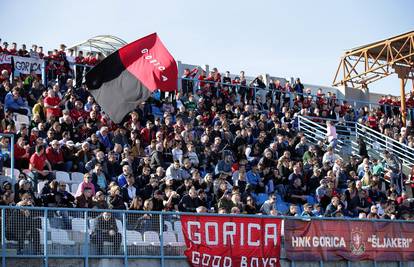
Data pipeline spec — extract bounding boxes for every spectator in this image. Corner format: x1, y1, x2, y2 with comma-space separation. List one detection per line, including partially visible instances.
260, 193, 277, 215
75, 173, 96, 197
91, 212, 121, 255
178, 187, 199, 212
43, 89, 62, 120
29, 144, 53, 183
4, 88, 28, 115
45, 140, 65, 170
326, 120, 337, 149
75, 187, 94, 208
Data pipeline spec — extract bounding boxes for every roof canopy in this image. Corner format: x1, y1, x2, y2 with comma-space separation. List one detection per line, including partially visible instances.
333, 31, 414, 88
67, 35, 127, 57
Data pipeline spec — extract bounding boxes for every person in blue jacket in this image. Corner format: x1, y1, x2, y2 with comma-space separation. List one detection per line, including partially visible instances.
4, 88, 28, 115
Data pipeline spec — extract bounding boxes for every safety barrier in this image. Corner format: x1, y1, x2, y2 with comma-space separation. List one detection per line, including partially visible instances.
1, 206, 411, 267
353, 122, 414, 170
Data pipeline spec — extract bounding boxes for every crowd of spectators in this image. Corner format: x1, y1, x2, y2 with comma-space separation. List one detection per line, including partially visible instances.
0, 40, 414, 231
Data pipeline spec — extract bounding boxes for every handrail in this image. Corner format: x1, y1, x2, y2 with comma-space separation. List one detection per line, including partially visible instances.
356, 122, 414, 155
298, 116, 345, 146
355, 122, 414, 169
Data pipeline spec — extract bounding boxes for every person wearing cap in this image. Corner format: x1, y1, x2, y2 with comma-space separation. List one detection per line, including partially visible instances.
301, 203, 315, 217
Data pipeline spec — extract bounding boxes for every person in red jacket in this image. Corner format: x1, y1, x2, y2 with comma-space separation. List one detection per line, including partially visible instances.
14, 137, 30, 169
45, 140, 64, 171
367, 112, 378, 130
70, 100, 87, 122
44, 89, 62, 120
29, 144, 53, 182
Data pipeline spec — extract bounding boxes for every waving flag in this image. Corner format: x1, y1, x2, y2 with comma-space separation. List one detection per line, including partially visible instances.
85, 33, 177, 123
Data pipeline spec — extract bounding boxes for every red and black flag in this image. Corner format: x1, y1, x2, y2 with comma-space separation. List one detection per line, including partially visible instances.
85, 33, 177, 123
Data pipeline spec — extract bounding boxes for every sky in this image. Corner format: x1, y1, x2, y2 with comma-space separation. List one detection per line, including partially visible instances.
1, 0, 413, 95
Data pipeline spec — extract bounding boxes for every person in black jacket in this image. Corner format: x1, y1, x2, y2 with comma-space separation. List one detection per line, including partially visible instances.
8, 199, 41, 254
90, 212, 121, 255
121, 175, 138, 205
178, 187, 199, 212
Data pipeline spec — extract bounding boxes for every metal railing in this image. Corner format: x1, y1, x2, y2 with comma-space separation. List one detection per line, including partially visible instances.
353, 123, 414, 170
297, 115, 350, 154
1, 205, 410, 267
178, 76, 395, 109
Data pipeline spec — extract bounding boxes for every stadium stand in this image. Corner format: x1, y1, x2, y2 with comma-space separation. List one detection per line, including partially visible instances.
0, 39, 414, 261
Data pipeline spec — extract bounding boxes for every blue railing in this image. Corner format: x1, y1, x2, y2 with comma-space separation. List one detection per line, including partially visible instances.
1, 205, 410, 267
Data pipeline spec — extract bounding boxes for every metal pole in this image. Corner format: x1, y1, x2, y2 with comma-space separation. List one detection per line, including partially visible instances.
10, 135, 14, 181
41, 60, 46, 86
43, 209, 48, 267
84, 211, 88, 267
122, 213, 128, 267
159, 214, 164, 267
400, 78, 407, 127
1, 208, 6, 267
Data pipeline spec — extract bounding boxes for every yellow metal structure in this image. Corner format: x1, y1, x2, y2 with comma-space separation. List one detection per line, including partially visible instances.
333, 31, 414, 125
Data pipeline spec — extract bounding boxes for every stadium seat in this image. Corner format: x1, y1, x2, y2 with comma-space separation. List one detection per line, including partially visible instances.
51, 229, 75, 245
4, 168, 20, 178
143, 231, 160, 245
70, 172, 84, 184
55, 171, 71, 183
15, 114, 30, 131
71, 183, 79, 194
72, 218, 87, 232
125, 230, 147, 246
163, 231, 184, 246
37, 180, 48, 194
164, 220, 173, 232
173, 221, 182, 233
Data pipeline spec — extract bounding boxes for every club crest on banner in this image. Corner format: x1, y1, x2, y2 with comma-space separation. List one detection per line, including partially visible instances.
350, 227, 365, 256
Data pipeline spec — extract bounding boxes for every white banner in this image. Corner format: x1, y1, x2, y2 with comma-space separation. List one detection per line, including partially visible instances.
0, 53, 12, 65
13, 55, 43, 75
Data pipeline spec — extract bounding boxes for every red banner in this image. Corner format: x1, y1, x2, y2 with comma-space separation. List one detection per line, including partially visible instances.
180, 215, 282, 267
285, 219, 414, 261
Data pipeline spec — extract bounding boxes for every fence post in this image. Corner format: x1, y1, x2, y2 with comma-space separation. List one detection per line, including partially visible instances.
159, 214, 164, 267
43, 209, 48, 267
84, 211, 88, 267
2, 208, 5, 267
122, 212, 128, 267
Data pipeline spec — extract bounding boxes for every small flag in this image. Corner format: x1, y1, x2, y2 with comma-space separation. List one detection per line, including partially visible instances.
85, 33, 177, 123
